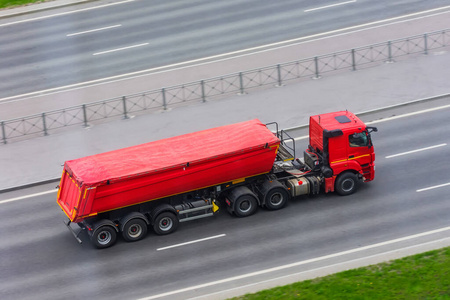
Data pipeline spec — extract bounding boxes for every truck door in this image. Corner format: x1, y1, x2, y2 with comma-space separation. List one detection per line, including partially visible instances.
347, 131, 373, 166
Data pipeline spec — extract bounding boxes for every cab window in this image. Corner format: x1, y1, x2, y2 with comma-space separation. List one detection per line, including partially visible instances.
349, 132, 369, 147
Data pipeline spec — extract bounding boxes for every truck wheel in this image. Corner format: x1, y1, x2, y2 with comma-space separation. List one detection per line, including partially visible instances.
335, 172, 358, 196
91, 226, 117, 249
234, 194, 258, 217
153, 212, 179, 235
122, 218, 148, 242
265, 187, 290, 210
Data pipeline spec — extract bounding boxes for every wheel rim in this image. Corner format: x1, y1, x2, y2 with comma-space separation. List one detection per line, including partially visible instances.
128, 224, 143, 238
269, 192, 283, 206
239, 200, 252, 213
341, 178, 355, 192
97, 230, 112, 245
159, 217, 173, 232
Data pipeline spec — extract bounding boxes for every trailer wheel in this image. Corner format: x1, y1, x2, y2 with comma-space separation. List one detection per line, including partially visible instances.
335, 172, 358, 196
265, 187, 290, 210
91, 226, 117, 249
122, 218, 148, 242
234, 194, 258, 217
153, 212, 179, 235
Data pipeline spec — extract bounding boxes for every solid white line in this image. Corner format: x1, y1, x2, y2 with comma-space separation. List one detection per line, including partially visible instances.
0, 0, 135, 28
67, 24, 122, 37
156, 234, 226, 251
93, 43, 149, 56
385, 143, 447, 159
2, 7, 450, 103
365, 104, 450, 125
0, 189, 57, 204
139, 226, 450, 300
417, 182, 450, 193
305, 0, 357, 13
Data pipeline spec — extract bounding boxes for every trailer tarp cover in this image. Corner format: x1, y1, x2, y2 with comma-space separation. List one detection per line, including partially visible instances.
65, 119, 279, 186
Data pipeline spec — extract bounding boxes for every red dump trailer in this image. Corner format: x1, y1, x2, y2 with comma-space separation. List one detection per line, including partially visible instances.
57, 113, 377, 248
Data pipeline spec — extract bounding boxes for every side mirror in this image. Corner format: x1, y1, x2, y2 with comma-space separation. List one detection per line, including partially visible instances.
367, 126, 378, 133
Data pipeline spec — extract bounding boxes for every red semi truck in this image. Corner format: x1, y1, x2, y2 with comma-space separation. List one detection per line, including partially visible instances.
57, 111, 377, 248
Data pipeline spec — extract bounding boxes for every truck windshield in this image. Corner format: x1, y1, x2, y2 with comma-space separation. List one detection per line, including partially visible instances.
349, 132, 369, 147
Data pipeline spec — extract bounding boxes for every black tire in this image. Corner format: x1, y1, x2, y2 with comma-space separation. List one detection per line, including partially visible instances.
234, 194, 258, 217
153, 212, 179, 235
91, 226, 117, 249
335, 172, 358, 196
265, 187, 290, 210
122, 218, 148, 242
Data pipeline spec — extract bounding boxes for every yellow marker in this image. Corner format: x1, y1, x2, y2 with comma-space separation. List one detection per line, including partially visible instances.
212, 201, 219, 213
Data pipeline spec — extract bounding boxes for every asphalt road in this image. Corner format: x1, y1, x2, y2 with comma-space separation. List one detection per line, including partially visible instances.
1, 0, 449, 98
1, 103, 449, 300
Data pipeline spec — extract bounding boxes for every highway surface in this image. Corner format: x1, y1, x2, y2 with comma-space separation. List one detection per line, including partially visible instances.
1, 102, 449, 300
1, 0, 450, 98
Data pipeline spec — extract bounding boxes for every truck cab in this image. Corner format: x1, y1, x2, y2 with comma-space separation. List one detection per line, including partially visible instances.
308, 111, 377, 195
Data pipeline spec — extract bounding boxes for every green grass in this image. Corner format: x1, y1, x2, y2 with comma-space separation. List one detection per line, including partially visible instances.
0, 0, 50, 9
230, 247, 450, 300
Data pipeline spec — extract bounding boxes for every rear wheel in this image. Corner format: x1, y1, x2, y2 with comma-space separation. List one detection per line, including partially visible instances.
91, 226, 117, 249
153, 212, 179, 235
122, 218, 148, 242
335, 172, 358, 196
234, 194, 258, 217
265, 187, 290, 210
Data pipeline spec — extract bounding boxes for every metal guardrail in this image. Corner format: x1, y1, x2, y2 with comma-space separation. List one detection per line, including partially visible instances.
2, 29, 450, 144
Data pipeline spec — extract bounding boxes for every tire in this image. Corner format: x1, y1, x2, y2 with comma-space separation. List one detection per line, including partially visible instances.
153, 212, 179, 235
335, 172, 358, 196
122, 218, 148, 242
265, 187, 290, 210
234, 194, 258, 217
91, 226, 117, 249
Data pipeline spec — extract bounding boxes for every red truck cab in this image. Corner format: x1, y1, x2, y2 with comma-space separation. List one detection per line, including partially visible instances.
308, 111, 377, 195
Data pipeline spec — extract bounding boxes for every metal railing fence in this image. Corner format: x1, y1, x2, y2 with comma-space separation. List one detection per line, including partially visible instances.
2, 29, 449, 144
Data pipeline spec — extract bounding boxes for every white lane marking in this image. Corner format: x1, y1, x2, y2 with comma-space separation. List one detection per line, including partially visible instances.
0, 189, 57, 204
0, 0, 135, 28
139, 225, 450, 300
305, 0, 357, 13
385, 143, 447, 159
157, 234, 226, 251
93, 43, 149, 56
365, 104, 450, 125
2, 8, 450, 103
417, 182, 450, 193
67, 24, 122, 37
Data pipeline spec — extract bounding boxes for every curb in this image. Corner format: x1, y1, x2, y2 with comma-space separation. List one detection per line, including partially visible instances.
1, 92, 449, 194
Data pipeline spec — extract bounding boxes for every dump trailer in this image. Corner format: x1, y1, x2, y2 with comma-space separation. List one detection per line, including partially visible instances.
57, 112, 377, 248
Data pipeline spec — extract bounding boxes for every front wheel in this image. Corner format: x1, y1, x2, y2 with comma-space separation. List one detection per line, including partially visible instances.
91, 226, 117, 249
335, 172, 358, 196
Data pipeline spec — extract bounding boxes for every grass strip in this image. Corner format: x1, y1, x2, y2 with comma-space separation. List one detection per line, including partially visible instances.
230, 247, 450, 300
0, 0, 49, 10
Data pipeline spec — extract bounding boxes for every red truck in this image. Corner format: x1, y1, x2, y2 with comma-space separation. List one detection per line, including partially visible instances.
57, 111, 377, 248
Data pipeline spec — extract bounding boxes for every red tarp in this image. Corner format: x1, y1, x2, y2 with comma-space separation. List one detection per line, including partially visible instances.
65, 119, 280, 187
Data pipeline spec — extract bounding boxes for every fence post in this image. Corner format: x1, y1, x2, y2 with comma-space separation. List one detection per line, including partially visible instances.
313, 57, 321, 79
387, 41, 393, 63
42, 113, 48, 136
201, 80, 206, 102
82, 104, 89, 127
424, 33, 428, 55
162, 88, 167, 110
122, 96, 129, 119
276, 64, 283, 87
238, 72, 245, 94
1, 121, 6, 144
351, 49, 356, 71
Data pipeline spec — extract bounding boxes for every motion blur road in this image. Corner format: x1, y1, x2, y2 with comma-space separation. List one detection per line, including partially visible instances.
1, 101, 449, 300
0, 0, 449, 98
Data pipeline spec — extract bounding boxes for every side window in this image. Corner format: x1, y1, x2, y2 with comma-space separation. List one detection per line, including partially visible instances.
349, 132, 368, 147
